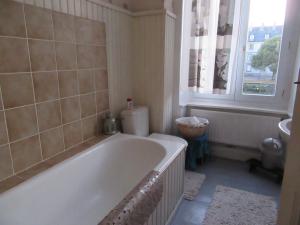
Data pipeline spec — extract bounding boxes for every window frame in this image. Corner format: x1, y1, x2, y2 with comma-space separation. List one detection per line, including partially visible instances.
185, 0, 293, 110
234, 0, 289, 108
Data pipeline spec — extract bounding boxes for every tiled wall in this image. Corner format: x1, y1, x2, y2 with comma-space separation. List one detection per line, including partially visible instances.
0, 0, 109, 181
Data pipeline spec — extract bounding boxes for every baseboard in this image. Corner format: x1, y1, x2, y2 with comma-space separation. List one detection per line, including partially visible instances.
165, 195, 184, 225
210, 142, 260, 161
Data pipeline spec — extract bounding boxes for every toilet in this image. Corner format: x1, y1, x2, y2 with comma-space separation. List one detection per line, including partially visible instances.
120, 106, 149, 137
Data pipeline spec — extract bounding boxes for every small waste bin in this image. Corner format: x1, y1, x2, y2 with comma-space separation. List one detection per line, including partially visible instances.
260, 138, 283, 170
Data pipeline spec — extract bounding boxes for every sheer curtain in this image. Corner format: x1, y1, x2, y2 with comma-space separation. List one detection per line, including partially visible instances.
188, 0, 235, 94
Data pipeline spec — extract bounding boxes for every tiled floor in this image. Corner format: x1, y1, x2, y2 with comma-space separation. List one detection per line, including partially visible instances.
169, 157, 281, 225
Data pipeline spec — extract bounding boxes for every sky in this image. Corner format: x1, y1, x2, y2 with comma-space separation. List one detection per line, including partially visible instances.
249, 0, 287, 27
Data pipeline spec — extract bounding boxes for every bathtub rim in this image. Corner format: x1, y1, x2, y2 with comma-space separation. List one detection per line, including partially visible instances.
0, 133, 187, 196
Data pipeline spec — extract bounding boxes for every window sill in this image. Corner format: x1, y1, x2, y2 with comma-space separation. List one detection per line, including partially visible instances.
185, 102, 289, 118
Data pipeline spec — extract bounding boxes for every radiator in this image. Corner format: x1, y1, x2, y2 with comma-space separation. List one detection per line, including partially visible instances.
190, 109, 282, 148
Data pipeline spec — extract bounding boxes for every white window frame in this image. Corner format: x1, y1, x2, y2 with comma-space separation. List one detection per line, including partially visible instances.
234, 0, 290, 108
184, 0, 294, 111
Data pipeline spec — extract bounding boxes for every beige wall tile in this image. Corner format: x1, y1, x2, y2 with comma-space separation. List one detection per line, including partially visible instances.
6, 105, 38, 142
61, 96, 80, 124
37, 100, 62, 132
77, 44, 94, 69
55, 42, 77, 70
58, 71, 79, 98
97, 112, 106, 134
0, 145, 13, 180
96, 91, 109, 113
0, 111, 8, 145
53, 12, 75, 42
0, 1, 110, 182
94, 69, 108, 91
80, 93, 96, 118
40, 127, 64, 159
28, 39, 56, 72
82, 116, 97, 140
75, 17, 94, 44
78, 70, 95, 94
24, 5, 53, 40
0, 0, 26, 37
94, 46, 107, 68
33, 71, 59, 103
0, 37, 30, 73
10, 135, 42, 173
63, 121, 82, 148
0, 73, 34, 109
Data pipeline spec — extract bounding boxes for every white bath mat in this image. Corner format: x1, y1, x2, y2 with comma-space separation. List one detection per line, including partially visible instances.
202, 185, 277, 225
184, 171, 206, 200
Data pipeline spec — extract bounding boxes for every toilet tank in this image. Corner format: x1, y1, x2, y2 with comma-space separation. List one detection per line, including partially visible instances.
121, 106, 149, 137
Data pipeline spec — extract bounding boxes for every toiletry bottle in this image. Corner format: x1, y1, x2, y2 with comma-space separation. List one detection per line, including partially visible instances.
127, 98, 133, 110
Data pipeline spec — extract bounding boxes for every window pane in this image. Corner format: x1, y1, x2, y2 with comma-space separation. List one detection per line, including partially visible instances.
242, 0, 286, 96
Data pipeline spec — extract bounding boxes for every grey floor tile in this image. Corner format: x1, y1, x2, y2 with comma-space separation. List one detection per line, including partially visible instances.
169, 157, 281, 225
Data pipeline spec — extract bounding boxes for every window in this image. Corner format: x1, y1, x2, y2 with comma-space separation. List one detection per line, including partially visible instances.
249, 43, 254, 50
246, 65, 252, 72
183, 0, 289, 108
265, 34, 270, 39
240, 0, 286, 96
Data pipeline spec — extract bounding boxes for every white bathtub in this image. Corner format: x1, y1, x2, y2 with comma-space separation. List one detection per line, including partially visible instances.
0, 133, 187, 225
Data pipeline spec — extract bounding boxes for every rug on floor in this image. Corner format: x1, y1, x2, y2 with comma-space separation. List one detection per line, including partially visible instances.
202, 185, 277, 225
184, 171, 206, 201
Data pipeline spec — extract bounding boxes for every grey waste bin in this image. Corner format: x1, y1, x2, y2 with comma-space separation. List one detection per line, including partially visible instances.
260, 138, 283, 170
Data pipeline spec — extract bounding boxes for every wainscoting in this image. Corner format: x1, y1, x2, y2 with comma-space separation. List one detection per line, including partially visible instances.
146, 150, 185, 225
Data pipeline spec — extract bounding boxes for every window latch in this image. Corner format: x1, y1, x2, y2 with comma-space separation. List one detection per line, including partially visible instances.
294, 81, 300, 84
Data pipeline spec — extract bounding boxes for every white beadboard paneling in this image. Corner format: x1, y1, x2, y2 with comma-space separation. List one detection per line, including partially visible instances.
132, 12, 176, 134
34, 0, 44, 7
60, 0, 68, 13
133, 14, 165, 132
80, 0, 87, 17
146, 151, 185, 225
74, 0, 81, 16
190, 109, 281, 148
67, 0, 75, 15
163, 15, 176, 133
87, 1, 93, 19
44, 0, 52, 9
24, 0, 34, 4
52, 0, 61, 11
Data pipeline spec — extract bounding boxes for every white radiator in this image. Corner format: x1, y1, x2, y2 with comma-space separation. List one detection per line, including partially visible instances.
190, 109, 282, 149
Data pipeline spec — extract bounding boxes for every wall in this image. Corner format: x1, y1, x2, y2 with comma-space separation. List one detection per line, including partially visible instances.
95, 0, 174, 13
288, 36, 300, 116
163, 15, 176, 133
12, 0, 134, 117
0, 0, 110, 181
0, 0, 177, 181
132, 12, 176, 133
132, 13, 165, 132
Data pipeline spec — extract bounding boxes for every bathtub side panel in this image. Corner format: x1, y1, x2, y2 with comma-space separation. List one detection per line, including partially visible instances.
147, 150, 185, 225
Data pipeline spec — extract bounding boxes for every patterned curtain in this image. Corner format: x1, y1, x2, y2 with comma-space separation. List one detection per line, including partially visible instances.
188, 0, 235, 94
